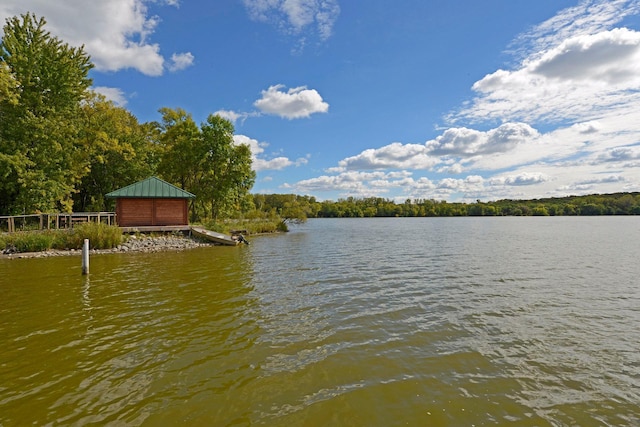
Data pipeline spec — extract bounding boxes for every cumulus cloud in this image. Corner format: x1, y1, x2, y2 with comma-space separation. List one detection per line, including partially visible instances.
292, 170, 417, 196
215, 109, 261, 124
335, 122, 541, 174
234, 134, 307, 172
456, 27, 640, 125
337, 143, 437, 171
92, 86, 128, 106
168, 52, 194, 72
426, 123, 539, 157
595, 145, 640, 162
531, 29, 640, 83
0, 0, 193, 76
242, 0, 340, 47
572, 121, 602, 134
489, 172, 551, 186
254, 84, 329, 119
507, 0, 640, 61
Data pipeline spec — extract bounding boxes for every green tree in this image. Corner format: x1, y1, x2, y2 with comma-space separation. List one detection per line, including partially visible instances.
0, 13, 93, 213
0, 62, 17, 104
197, 114, 255, 220
74, 92, 157, 211
156, 107, 202, 191
157, 111, 255, 221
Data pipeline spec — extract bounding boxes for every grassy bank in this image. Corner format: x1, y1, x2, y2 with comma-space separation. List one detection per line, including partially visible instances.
1, 222, 123, 253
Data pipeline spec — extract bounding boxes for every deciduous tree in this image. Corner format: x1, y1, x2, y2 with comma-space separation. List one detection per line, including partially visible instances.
0, 13, 93, 213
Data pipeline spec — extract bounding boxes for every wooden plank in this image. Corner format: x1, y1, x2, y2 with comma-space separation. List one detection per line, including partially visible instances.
154, 199, 187, 225
118, 199, 154, 227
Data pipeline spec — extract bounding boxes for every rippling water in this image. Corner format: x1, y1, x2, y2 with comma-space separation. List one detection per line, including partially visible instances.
1, 217, 639, 426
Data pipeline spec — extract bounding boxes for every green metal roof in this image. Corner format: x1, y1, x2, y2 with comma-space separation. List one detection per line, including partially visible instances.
106, 177, 196, 199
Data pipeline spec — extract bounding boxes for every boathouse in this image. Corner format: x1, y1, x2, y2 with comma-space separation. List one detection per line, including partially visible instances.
106, 177, 195, 227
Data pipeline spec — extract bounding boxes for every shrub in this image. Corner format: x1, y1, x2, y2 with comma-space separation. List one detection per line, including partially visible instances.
13, 232, 55, 252
53, 223, 122, 250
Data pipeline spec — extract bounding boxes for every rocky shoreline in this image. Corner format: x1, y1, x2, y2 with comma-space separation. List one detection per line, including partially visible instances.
1, 234, 214, 259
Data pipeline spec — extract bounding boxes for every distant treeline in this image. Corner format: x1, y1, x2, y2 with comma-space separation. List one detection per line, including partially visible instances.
253, 192, 640, 220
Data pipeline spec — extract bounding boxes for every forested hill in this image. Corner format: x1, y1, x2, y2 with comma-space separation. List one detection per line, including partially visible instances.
253, 192, 640, 219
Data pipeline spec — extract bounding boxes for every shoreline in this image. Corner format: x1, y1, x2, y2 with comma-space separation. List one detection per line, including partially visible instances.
1, 234, 215, 260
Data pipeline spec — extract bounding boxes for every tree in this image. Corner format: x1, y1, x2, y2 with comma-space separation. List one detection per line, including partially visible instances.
156, 107, 202, 191
198, 115, 255, 220
74, 92, 157, 211
156, 110, 255, 221
0, 13, 93, 213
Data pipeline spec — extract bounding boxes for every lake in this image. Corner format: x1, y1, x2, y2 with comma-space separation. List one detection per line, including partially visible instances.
1, 217, 639, 426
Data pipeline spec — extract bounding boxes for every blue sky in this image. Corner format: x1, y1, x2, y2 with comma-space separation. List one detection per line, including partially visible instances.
3, 0, 640, 202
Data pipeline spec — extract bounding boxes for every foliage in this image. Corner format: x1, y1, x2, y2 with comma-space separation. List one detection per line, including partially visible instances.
1, 231, 54, 252
156, 109, 255, 221
0, 13, 93, 214
74, 93, 157, 211
60, 222, 122, 249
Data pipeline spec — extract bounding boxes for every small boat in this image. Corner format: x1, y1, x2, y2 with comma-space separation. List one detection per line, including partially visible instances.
190, 226, 247, 246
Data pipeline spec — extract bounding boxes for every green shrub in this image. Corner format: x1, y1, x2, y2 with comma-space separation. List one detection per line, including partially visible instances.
52, 223, 122, 250
13, 232, 55, 252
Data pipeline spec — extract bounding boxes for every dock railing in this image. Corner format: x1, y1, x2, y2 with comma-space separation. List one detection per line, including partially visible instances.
0, 212, 116, 233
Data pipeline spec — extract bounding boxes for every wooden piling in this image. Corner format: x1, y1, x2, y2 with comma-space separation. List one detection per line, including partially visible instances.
82, 239, 89, 275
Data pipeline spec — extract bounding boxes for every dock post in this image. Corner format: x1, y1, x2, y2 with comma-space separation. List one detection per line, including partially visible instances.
82, 239, 89, 275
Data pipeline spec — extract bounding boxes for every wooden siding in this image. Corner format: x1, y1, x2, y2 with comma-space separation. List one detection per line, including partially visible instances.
116, 198, 188, 227
154, 199, 187, 225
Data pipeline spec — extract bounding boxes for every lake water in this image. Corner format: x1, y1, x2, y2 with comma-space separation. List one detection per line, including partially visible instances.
1, 217, 639, 426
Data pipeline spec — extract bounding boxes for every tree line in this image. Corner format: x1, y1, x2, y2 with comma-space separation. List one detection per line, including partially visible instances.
252, 192, 640, 220
0, 13, 254, 221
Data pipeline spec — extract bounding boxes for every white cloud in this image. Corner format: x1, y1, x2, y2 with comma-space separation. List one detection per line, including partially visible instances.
456, 27, 640, 125
334, 122, 541, 175
0, 0, 191, 76
242, 0, 340, 47
337, 142, 438, 171
216, 110, 245, 123
531, 29, 640, 83
507, 0, 640, 62
234, 134, 306, 172
254, 157, 294, 171
168, 52, 194, 72
426, 123, 539, 157
595, 145, 640, 163
214, 109, 261, 124
489, 172, 551, 186
254, 84, 329, 119
572, 121, 602, 134
292, 170, 415, 196
92, 86, 128, 106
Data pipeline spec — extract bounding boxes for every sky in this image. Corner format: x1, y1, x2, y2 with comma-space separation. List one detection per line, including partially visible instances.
2, 0, 640, 202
